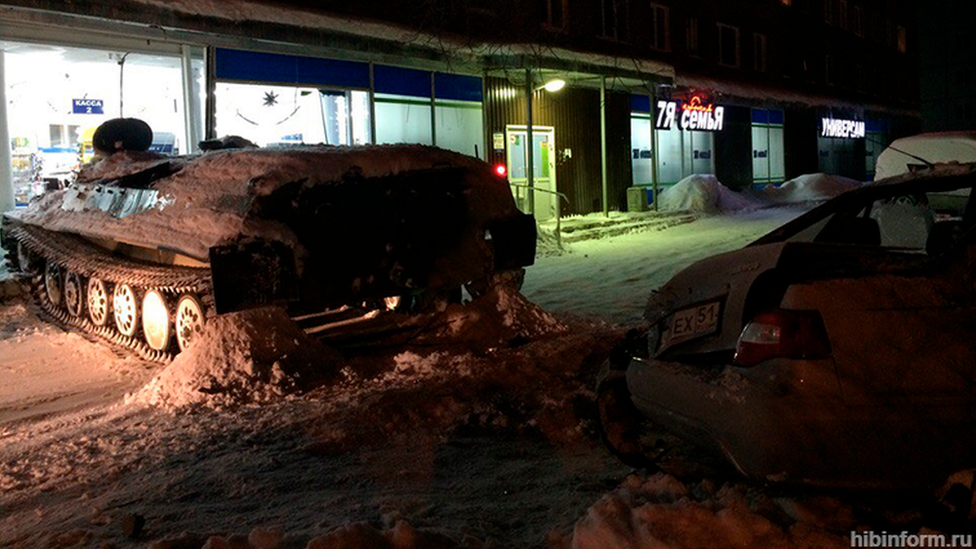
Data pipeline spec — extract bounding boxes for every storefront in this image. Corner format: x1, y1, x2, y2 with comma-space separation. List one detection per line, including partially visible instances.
212, 48, 485, 156
2, 40, 204, 206
750, 108, 786, 187
630, 93, 723, 201
817, 111, 867, 180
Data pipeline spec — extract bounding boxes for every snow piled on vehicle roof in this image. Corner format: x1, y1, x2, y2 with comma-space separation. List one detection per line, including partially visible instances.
658, 174, 762, 213
760, 173, 862, 203
16, 144, 496, 260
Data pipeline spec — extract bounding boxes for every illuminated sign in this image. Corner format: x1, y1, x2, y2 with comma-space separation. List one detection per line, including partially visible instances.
72, 98, 104, 115
821, 118, 865, 139
655, 97, 725, 131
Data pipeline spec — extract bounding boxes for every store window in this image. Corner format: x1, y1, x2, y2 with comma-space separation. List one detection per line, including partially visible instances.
215, 83, 370, 146
630, 96, 654, 185
4, 42, 193, 206
751, 109, 785, 186
434, 73, 484, 158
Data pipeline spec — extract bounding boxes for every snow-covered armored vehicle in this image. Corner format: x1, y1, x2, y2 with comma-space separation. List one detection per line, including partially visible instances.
1, 141, 536, 360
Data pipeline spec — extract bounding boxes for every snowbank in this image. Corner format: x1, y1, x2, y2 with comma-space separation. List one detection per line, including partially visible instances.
556, 473, 849, 549
135, 307, 341, 409
760, 173, 862, 203
658, 175, 761, 214
414, 284, 567, 351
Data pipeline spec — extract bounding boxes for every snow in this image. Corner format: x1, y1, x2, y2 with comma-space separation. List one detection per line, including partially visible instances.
657, 174, 763, 214
0, 205, 964, 548
134, 306, 343, 410
16, 145, 505, 261
759, 173, 863, 203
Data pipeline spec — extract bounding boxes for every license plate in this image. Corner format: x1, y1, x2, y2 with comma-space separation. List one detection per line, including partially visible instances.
660, 300, 722, 349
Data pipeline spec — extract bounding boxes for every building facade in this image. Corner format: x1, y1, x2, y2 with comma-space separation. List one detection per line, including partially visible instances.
0, 0, 919, 217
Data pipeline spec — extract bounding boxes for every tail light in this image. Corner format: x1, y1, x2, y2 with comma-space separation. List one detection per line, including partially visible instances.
733, 309, 831, 367
493, 163, 508, 178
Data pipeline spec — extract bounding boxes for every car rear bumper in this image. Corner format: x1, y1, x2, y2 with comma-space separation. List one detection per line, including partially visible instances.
623, 355, 935, 488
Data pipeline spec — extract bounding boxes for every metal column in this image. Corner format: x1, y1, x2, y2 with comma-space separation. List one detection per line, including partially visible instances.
600, 76, 608, 217
0, 52, 14, 214
525, 68, 534, 215
181, 45, 203, 154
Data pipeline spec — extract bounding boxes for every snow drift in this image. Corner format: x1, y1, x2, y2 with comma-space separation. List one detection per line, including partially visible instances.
658, 175, 761, 214
135, 306, 341, 409
760, 173, 862, 203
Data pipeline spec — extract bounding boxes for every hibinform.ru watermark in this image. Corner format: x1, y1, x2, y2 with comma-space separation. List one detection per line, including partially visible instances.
851, 531, 974, 548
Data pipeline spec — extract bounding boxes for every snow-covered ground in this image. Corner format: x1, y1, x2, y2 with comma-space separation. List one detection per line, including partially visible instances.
0, 174, 957, 549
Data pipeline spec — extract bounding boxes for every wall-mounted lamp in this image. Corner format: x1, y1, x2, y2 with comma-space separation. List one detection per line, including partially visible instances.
540, 79, 566, 92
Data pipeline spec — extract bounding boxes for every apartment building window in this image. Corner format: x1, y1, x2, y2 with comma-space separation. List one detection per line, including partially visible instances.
686, 17, 699, 55
718, 23, 740, 68
897, 25, 907, 53
650, 3, 670, 51
839, 0, 848, 29
753, 33, 767, 72
824, 0, 833, 25
601, 0, 629, 40
853, 6, 863, 36
542, 0, 568, 30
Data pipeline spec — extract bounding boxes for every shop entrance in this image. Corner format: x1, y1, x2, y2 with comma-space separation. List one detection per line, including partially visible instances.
2, 41, 198, 206
505, 125, 557, 221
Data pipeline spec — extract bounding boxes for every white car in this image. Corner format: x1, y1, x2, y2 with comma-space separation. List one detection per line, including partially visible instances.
598, 164, 976, 489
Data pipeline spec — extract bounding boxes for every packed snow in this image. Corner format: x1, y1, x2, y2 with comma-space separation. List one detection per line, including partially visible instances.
657, 174, 763, 213
758, 173, 863, 204
1, 186, 969, 548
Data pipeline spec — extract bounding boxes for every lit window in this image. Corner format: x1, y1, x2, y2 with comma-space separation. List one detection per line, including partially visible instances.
754, 33, 767, 72
781, 0, 791, 5
718, 23, 740, 68
650, 3, 670, 51
897, 25, 907, 53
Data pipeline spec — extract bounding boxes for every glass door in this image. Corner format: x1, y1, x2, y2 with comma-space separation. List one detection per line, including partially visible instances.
505, 125, 557, 221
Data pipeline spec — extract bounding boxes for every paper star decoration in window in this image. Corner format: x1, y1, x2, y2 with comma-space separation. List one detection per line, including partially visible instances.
263, 91, 279, 107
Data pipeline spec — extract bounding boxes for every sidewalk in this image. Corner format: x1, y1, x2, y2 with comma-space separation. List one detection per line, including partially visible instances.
538, 209, 700, 244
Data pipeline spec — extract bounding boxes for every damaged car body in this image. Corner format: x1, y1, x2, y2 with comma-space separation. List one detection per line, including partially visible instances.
599, 165, 976, 489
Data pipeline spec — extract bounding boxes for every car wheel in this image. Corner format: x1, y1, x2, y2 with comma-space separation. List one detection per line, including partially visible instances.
596, 371, 658, 470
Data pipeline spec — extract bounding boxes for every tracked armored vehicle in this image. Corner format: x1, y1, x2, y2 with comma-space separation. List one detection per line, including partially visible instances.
2, 139, 536, 361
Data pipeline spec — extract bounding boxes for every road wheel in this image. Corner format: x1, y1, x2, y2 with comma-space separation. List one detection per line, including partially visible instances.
87, 278, 111, 326
44, 261, 63, 307
64, 272, 85, 317
141, 289, 171, 351
113, 284, 139, 338
596, 372, 658, 470
174, 294, 205, 352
